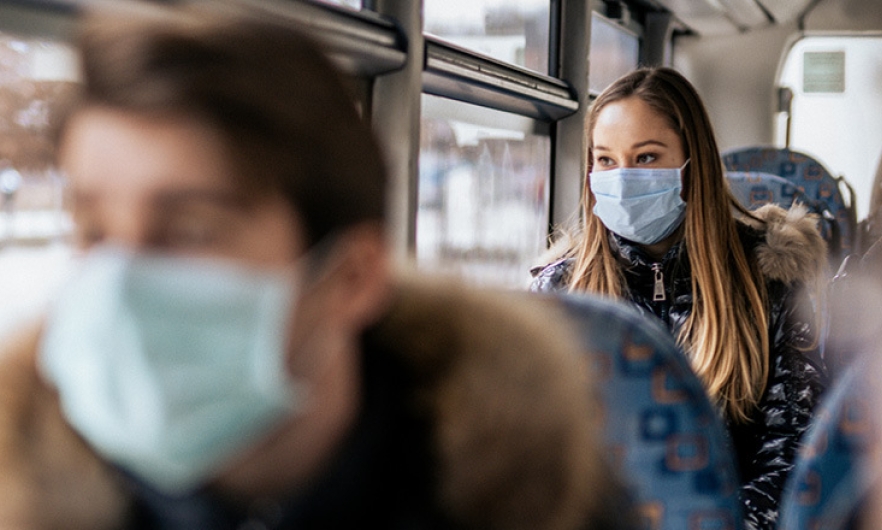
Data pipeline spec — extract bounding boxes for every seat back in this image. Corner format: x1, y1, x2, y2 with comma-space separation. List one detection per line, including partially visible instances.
778, 355, 882, 530
558, 293, 742, 530
727, 171, 838, 274
723, 147, 857, 268
726, 170, 807, 210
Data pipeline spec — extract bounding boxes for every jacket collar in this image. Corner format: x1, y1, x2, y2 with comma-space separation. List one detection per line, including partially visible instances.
608, 203, 826, 286
609, 231, 686, 269
742, 203, 828, 285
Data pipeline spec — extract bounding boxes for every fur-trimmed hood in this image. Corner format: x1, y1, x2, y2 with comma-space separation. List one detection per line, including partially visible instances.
531, 203, 828, 293
741, 203, 828, 285
0, 276, 616, 530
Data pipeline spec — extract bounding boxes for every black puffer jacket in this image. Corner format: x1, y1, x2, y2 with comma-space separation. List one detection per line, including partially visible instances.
530, 204, 828, 530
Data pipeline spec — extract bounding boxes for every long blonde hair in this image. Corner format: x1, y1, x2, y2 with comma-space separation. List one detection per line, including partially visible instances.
568, 67, 768, 423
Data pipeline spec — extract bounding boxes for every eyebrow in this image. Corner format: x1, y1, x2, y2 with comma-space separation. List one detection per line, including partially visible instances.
593, 139, 669, 151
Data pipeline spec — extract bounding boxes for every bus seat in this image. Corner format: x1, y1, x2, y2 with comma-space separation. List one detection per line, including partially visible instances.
726, 170, 808, 210
723, 147, 858, 269
726, 170, 839, 282
558, 293, 743, 530
778, 355, 882, 530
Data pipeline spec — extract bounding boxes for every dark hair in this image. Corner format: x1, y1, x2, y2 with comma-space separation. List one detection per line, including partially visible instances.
65, 6, 387, 246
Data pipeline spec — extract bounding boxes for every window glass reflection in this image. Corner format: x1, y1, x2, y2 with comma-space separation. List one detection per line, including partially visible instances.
0, 33, 77, 337
313, 0, 362, 9
0, 34, 75, 244
589, 13, 640, 95
418, 94, 550, 288
424, 0, 550, 74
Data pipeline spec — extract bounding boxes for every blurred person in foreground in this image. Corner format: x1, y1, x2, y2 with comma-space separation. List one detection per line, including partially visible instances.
0, 6, 632, 530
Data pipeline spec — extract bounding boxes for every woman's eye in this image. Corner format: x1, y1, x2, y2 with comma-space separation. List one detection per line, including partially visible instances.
595, 157, 615, 168
636, 153, 657, 164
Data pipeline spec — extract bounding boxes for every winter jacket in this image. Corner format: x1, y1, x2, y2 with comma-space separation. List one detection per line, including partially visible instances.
0, 276, 636, 530
530, 204, 828, 530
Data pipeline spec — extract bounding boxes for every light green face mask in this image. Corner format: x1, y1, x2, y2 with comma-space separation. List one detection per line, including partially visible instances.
39, 247, 309, 495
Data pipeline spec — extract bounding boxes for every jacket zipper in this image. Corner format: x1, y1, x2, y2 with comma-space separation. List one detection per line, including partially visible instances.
651, 263, 666, 302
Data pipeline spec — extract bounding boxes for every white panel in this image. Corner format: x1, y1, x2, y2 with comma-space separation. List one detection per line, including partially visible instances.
777, 34, 882, 220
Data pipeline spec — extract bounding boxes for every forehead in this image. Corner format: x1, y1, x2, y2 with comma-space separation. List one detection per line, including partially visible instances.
592, 97, 678, 145
60, 106, 238, 197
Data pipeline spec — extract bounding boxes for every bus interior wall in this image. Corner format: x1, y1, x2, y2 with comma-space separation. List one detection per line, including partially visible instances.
673, 0, 882, 224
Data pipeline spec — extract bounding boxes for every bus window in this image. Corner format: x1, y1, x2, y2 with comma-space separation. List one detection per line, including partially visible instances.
776, 34, 882, 220
418, 94, 550, 288
313, 0, 363, 9
424, 0, 550, 75
589, 11, 640, 96
0, 31, 77, 336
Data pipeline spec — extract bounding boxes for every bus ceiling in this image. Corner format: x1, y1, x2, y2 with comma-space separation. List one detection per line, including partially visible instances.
638, 0, 821, 35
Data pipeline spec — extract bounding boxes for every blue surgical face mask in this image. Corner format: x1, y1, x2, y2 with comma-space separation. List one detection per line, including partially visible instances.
589, 160, 689, 245
39, 247, 308, 495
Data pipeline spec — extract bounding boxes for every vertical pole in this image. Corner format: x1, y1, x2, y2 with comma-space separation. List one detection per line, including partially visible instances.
644, 12, 674, 67
369, 0, 424, 264
550, 0, 591, 231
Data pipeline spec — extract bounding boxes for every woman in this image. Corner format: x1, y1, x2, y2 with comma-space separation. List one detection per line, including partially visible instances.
531, 67, 827, 530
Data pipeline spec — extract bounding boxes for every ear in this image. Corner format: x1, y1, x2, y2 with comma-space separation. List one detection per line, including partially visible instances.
316, 222, 391, 332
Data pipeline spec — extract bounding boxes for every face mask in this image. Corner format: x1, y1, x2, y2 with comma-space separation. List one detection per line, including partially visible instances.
39, 247, 308, 495
589, 160, 689, 245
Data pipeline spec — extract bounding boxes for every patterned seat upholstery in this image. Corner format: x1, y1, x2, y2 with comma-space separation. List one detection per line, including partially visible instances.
723, 147, 857, 268
726, 170, 808, 210
726, 170, 837, 276
558, 293, 743, 530
778, 355, 882, 530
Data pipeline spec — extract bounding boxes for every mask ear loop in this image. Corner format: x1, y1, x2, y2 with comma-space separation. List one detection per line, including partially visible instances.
679, 159, 691, 201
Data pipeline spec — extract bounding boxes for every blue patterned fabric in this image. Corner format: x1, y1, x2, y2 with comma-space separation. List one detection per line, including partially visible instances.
558, 293, 743, 530
778, 356, 880, 530
726, 171, 806, 210
726, 169, 837, 277
723, 147, 857, 267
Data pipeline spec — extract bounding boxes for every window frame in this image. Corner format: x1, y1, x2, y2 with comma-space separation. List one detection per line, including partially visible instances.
0, 0, 670, 276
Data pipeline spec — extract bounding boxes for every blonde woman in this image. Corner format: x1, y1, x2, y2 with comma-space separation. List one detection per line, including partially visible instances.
531, 67, 827, 530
